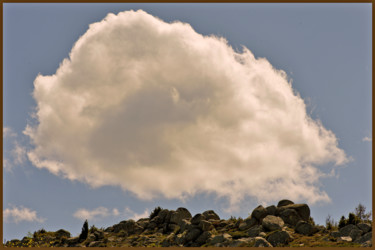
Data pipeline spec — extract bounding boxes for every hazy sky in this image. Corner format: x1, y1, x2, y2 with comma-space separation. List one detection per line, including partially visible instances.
3, 3, 371, 241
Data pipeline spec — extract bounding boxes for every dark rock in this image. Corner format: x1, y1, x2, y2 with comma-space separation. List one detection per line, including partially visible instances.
191, 213, 205, 225
210, 233, 232, 245
185, 228, 202, 243
277, 204, 310, 221
251, 205, 268, 221
195, 231, 212, 245
202, 210, 220, 221
254, 237, 273, 247
357, 223, 372, 233
339, 224, 358, 237
239, 217, 257, 231
354, 231, 372, 244
349, 228, 363, 241
199, 220, 214, 231
179, 219, 192, 232
330, 231, 340, 238
247, 225, 263, 237
266, 230, 292, 246
295, 220, 315, 235
262, 215, 284, 231
279, 209, 301, 226
170, 207, 192, 225
266, 205, 277, 215
277, 199, 294, 207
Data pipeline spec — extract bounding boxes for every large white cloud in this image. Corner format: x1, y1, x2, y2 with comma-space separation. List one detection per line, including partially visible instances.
25, 10, 347, 208
4, 205, 45, 224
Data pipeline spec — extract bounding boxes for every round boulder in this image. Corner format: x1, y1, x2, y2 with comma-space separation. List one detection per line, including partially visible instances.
191, 213, 205, 225
202, 210, 220, 221
254, 237, 273, 247
277, 199, 294, 207
170, 207, 192, 225
279, 209, 301, 226
266, 205, 277, 216
262, 215, 284, 231
251, 205, 268, 221
266, 230, 292, 247
295, 221, 315, 235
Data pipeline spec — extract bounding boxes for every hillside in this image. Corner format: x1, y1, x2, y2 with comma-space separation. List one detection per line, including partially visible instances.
4, 200, 372, 247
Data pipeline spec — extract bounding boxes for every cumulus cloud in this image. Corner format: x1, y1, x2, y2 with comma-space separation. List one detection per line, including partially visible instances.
4, 205, 45, 223
124, 207, 150, 221
3, 127, 27, 171
25, 10, 347, 208
73, 207, 118, 221
4, 127, 16, 138
362, 136, 372, 142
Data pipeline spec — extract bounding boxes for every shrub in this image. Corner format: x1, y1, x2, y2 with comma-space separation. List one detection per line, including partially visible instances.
79, 220, 89, 241
149, 206, 162, 220
338, 215, 347, 229
325, 214, 337, 230
348, 213, 360, 225
354, 203, 372, 222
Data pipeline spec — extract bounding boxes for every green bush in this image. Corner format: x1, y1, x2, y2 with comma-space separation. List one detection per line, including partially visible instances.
79, 220, 89, 241
338, 216, 347, 229
149, 206, 163, 220
325, 214, 337, 230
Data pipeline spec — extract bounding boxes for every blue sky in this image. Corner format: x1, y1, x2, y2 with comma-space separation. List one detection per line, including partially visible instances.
3, 3, 371, 241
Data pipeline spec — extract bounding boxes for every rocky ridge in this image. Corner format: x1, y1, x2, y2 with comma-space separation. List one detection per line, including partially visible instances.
4, 200, 373, 247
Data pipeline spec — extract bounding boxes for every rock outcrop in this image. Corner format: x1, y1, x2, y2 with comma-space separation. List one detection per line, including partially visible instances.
5, 199, 372, 247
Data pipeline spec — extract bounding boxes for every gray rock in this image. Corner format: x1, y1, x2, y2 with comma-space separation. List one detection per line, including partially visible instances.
357, 223, 372, 233
168, 223, 180, 233
295, 220, 315, 235
339, 224, 358, 237
262, 215, 284, 231
266, 230, 292, 247
330, 231, 341, 238
251, 205, 268, 220
279, 209, 301, 226
248, 225, 263, 237
266, 205, 277, 215
349, 228, 363, 241
228, 237, 254, 247
195, 231, 212, 245
354, 231, 372, 244
254, 237, 273, 247
199, 220, 214, 231
170, 207, 192, 225
185, 228, 202, 243
210, 233, 232, 245
191, 213, 205, 225
277, 199, 294, 207
179, 219, 191, 232
276, 204, 310, 221
112, 220, 140, 234
239, 217, 257, 231
202, 210, 220, 221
